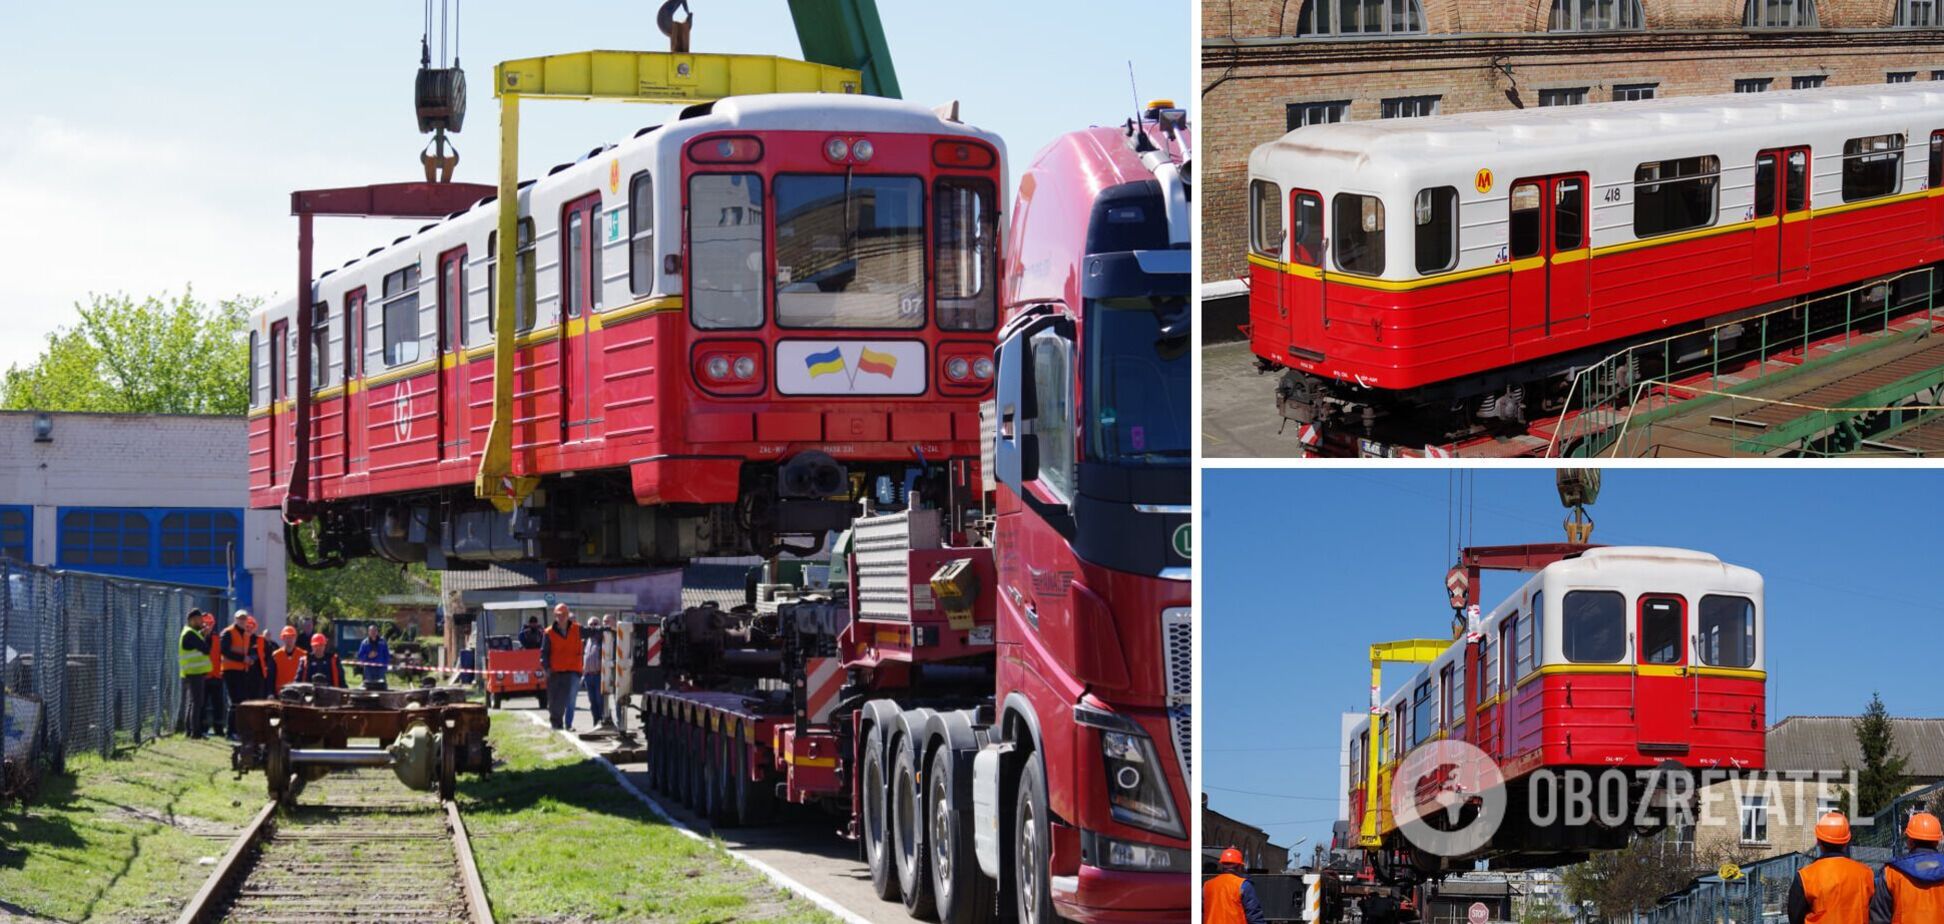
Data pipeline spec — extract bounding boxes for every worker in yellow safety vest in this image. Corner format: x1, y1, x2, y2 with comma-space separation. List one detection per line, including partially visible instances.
176, 609, 210, 739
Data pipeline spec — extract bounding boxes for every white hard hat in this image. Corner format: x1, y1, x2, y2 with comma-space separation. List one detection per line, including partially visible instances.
233, 608, 252, 620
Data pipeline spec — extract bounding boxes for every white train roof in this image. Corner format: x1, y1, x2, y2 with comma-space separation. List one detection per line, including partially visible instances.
1251, 82, 1944, 186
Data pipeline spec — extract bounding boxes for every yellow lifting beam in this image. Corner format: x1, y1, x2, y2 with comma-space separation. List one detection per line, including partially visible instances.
1360, 638, 1452, 849
473, 51, 864, 510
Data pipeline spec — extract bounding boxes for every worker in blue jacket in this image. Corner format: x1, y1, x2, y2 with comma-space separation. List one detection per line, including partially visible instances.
356, 624, 391, 690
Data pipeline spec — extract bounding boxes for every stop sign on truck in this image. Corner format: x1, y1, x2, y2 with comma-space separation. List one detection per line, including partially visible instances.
1468, 901, 1491, 924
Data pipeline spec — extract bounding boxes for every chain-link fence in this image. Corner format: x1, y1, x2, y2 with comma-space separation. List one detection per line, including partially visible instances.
1, 558, 232, 803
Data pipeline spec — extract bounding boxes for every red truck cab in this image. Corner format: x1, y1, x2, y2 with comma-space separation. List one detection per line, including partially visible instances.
984, 102, 1192, 923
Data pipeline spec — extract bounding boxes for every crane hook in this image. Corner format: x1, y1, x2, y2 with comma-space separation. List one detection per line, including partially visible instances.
658, 0, 693, 54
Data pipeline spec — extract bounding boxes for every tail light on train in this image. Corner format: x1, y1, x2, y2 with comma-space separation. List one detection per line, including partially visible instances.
692, 341, 765, 396
937, 344, 994, 395
688, 136, 763, 164
933, 140, 996, 170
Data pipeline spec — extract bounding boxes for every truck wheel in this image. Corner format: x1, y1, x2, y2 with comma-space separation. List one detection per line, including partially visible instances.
1015, 758, 1058, 924
650, 713, 668, 794
704, 726, 730, 826
732, 722, 774, 826
929, 744, 993, 924
862, 731, 901, 902
687, 724, 706, 810
893, 742, 937, 919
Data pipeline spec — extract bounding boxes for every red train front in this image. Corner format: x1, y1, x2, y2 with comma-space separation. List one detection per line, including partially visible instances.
1346, 546, 1767, 874
247, 93, 1005, 567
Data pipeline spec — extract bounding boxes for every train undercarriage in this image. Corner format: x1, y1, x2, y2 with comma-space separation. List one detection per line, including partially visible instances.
290, 453, 959, 570
1267, 265, 1944, 449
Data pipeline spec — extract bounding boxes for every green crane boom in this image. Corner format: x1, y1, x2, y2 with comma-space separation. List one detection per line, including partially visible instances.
786, 0, 901, 99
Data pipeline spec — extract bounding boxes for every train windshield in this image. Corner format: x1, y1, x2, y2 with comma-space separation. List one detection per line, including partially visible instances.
774, 174, 925, 329
1084, 295, 1190, 467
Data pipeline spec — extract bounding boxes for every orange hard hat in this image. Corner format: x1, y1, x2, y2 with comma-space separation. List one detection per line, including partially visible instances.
1908, 812, 1943, 842
1220, 846, 1244, 866
1816, 811, 1852, 845
311, 633, 329, 650
280, 626, 297, 639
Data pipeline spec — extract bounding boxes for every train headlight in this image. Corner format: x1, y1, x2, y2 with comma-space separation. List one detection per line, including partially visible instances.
732, 356, 756, 380
706, 356, 731, 380
851, 139, 874, 163
824, 137, 851, 162
946, 356, 971, 381
972, 357, 994, 380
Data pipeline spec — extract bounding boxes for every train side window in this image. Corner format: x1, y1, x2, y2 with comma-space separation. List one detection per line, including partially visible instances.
1841, 134, 1903, 202
1634, 156, 1719, 238
1562, 590, 1626, 662
1414, 187, 1459, 274
1554, 179, 1585, 250
381, 265, 422, 366
1509, 183, 1542, 259
1439, 665, 1456, 728
1249, 180, 1284, 258
249, 332, 262, 407
688, 173, 765, 330
1698, 595, 1757, 668
439, 248, 468, 349
1333, 193, 1386, 276
1480, 627, 1499, 701
1931, 134, 1943, 190
1640, 596, 1685, 665
1393, 704, 1407, 758
1411, 680, 1433, 746
344, 288, 365, 379
486, 220, 538, 335
1786, 151, 1809, 212
629, 172, 655, 296
1500, 617, 1516, 688
1754, 153, 1778, 218
1450, 657, 1465, 722
564, 209, 583, 319
936, 177, 999, 331
1525, 593, 1544, 673
1292, 193, 1324, 267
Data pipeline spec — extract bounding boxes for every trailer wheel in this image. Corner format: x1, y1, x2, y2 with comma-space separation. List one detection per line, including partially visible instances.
1015, 758, 1057, 924
929, 744, 993, 924
892, 742, 937, 919
731, 722, 773, 826
704, 725, 730, 826
649, 711, 668, 794
862, 731, 901, 902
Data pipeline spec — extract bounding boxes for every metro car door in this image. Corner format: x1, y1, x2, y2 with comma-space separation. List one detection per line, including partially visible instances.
344, 288, 367, 479
438, 247, 467, 462
1245, 180, 1287, 360
1288, 191, 1327, 363
1547, 175, 1592, 333
1635, 594, 1689, 751
1507, 180, 1549, 346
1778, 147, 1812, 281
1508, 175, 1588, 346
269, 319, 288, 486
1751, 150, 1783, 282
559, 194, 601, 443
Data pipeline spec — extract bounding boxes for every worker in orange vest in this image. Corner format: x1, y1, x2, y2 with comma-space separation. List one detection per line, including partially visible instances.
269, 626, 305, 692
201, 612, 226, 737
299, 633, 346, 687
218, 609, 256, 738
1203, 846, 1267, 924
538, 603, 583, 730
1791, 812, 1876, 924
1873, 812, 1944, 924
249, 617, 275, 698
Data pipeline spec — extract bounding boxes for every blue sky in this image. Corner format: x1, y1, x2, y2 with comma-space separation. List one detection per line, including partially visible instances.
0, 1, 1189, 370
1203, 468, 1944, 867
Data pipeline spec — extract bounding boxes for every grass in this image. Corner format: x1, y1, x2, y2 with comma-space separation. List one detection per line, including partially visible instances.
459, 715, 839, 924
0, 735, 262, 922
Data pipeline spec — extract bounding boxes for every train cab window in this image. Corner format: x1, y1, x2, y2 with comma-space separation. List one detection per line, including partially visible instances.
776, 174, 924, 329
629, 172, 655, 296
381, 265, 422, 367
1554, 180, 1586, 250
1509, 184, 1542, 259
1640, 596, 1685, 665
1333, 193, 1385, 276
309, 301, 331, 388
249, 332, 262, 407
1754, 153, 1778, 218
486, 220, 538, 335
1561, 590, 1626, 662
689, 173, 765, 330
1633, 156, 1719, 238
1249, 180, 1284, 258
1414, 187, 1458, 274
1842, 135, 1903, 202
1698, 595, 1757, 668
1292, 193, 1324, 267
936, 177, 998, 331
1930, 134, 1943, 190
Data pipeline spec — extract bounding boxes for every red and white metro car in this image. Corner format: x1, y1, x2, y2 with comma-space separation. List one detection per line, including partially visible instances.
1347, 546, 1766, 872
1246, 83, 1944, 441
247, 93, 1005, 568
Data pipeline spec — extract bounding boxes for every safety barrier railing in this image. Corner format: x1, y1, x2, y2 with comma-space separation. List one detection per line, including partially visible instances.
0, 558, 231, 804
1547, 267, 1941, 458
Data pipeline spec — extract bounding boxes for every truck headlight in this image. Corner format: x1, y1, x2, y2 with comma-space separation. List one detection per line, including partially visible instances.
1100, 729, 1184, 838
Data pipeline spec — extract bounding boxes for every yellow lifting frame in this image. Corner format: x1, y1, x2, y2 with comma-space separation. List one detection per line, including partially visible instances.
474, 51, 865, 510
1360, 638, 1453, 849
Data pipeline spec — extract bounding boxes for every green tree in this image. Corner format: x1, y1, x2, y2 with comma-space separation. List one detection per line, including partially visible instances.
286, 524, 434, 622
1, 289, 252, 414
1850, 692, 1910, 817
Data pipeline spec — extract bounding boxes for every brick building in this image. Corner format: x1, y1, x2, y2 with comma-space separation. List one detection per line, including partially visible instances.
1203, 794, 1291, 872
1201, 0, 1944, 289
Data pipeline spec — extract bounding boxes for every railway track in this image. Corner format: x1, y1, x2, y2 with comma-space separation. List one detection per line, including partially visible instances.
176, 769, 493, 924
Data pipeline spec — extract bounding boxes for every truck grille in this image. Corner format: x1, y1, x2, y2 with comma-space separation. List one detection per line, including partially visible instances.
1163, 607, 1192, 785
